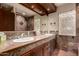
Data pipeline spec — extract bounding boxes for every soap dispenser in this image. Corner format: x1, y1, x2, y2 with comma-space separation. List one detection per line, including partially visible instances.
0, 32, 6, 44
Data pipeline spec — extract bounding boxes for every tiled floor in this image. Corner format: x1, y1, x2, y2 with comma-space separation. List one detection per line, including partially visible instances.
52, 49, 77, 56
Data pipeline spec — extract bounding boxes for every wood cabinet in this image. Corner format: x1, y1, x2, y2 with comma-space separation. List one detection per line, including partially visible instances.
21, 39, 55, 56
0, 36, 56, 56
43, 42, 51, 56
22, 45, 43, 56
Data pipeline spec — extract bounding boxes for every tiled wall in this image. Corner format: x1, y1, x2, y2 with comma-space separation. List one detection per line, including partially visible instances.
34, 12, 59, 34
34, 15, 41, 31
56, 4, 77, 52
40, 14, 59, 34
48, 13, 59, 33
57, 35, 76, 49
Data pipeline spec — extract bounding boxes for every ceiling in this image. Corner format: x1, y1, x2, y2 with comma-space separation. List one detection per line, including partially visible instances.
5, 3, 66, 16
20, 3, 57, 16
6, 3, 37, 17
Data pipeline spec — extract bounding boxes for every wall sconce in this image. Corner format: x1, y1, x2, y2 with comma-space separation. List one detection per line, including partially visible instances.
44, 24, 46, 26
54, 22, 56, 25
50, 23, 52, 25
42, 24, 43, 26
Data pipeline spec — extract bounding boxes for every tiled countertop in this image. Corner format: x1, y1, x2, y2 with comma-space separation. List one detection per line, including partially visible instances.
0, 34, 55, 54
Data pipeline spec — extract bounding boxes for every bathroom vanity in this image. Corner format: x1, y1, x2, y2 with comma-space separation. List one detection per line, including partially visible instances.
0, 34, 56, 56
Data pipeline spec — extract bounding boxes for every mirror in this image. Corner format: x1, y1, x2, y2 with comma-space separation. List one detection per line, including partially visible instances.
59, 10, 76, 36
0, 3, 34, 31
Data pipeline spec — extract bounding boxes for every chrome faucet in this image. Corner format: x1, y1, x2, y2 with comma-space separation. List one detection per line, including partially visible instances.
20, 33, 25, 38
14, 33, 25, 39
15, 32, 30, 39
27, 31, 30, 37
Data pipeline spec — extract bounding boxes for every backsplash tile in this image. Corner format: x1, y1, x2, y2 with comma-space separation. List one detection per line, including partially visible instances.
3, 31, 36, 40
57, 35, 77, 50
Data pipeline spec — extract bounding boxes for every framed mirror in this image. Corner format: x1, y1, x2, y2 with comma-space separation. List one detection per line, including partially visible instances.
59, 10, 76, 36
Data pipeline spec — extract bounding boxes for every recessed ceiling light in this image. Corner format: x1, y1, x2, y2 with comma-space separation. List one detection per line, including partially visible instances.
31, 5, 35, 8
22, 12, 26, 15
39, 11, 42, 13
47, 8, 50, 11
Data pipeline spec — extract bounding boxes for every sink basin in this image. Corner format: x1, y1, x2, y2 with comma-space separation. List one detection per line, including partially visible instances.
13, 37, 34, 42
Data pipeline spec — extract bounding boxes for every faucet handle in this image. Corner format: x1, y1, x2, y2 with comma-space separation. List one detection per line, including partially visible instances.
20, 33, 25, 37
21, 33, 24, 36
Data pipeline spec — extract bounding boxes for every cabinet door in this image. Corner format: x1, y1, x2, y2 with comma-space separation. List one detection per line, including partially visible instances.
22, 45, 43, 56
22, 51, 34, 56
31, 45, 43, 56
50, 39, 56, 55
43, 42, 51, 56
